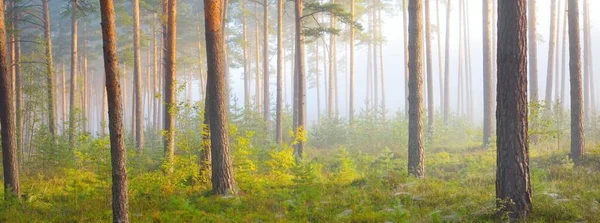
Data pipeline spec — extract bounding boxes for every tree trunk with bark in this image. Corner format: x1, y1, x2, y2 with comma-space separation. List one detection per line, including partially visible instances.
443, 0, 451, 123
407, 0, 424, 178
263, 0, 270, 134
164, 0, 177, 172
99, 0, 130, 220
568, 0, 584, 164
495, 0, 532, 219
349, 0, 355, 123
275, 0, 283, 144
528, 0, 538, 102
0, 0, 20, 199
204, 0, 237, 195
43, 0, 56, 139
294, 0, 306, 159
545, 0, 558, 104
133, 0, 144, 152
425, 0, 433, 140
482, 0, 493, 148
69, 0, 79, 147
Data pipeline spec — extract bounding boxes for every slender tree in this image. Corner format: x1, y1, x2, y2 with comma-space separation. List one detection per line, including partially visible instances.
482, 0, 493, 148
293, 0, 306, 159
349, 0, 355, 123
43, 0, 56, 139
0, 0, 20, 199
443, 0, 451, 122
263, 0, 270, 134
568, 0, 584, 164
133, 0, 144, 152
164, 0, 177, 171
99, 0, 130, 220
407, 0, 424, 178
425, 0, 433, 139
545, 0, 558, 104
496, 0, 532, 219
204, 0, 237, 195
527, 0, 538, 102
276, 0, 283, 144
69, 0, 79, 146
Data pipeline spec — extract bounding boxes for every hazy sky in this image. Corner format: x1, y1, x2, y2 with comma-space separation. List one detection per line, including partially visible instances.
224, 0, 600, 125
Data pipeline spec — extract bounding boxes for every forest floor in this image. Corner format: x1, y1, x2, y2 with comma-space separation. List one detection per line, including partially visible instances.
1, 131, 600, 222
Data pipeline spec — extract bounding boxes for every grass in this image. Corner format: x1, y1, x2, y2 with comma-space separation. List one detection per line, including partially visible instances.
2, 134, 599, 223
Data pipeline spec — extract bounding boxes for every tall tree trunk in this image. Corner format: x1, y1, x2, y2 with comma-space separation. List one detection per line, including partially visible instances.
255, 4, 261, 112
82, 23, 89, 133
560, 4, 567, 106
0, 0, 20, 199
545, 0, 558, 104
372, 6, 378, 113
133, 0, 144, 152
153, 14, 159, 132
62, 64, 67, 130
435, 0, 443, 109
425, 0, 433, 139
378, 8, 385, 120
349, 0, 355, 122
496, 0, 532, 219
407, 0, 424, 178
99, 0, 130, 220
275, 0, 283, 144
69, 0, 79, 146
328, 3, 335, 119
164, 0, 177, 172
568, 0, 584, 164
583, 0, 594, 114
204, 0, 237, 195
263, 0, 270, 134
443, 0, 451, 123
242, 0, 250, 109
482, 0, 493, 148
14, 15, 22, 160
582, 0, 591, 122
102, 75, 107, 136
528, 0, 538, 102
43, 0, 56, 139
293, 0, 305, 159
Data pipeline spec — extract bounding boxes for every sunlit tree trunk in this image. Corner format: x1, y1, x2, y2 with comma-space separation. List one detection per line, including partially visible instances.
204, 0, 237, 195
293, 0, 306, 159
496, 0, 532, 219
68, 0, 79, 147
378, 8, 385, 120
349, 0, 355, 122
328, 2, 335, 119
43, 0, 56, 139
62, 64, 67, 131
99, 0, 130, 220
443, 0, 451, 123
545, 0, 558, 104
435, 0, 443, 109
425, 0, 433, 139
275, 0, 283, 144
482, 0, 493, 148
560, 4, 567, 106
164, 0, 177, 172
407, 0, 424, 178
528, 0, 538, 102
255, 3, 261, 112
242, 0, 250, 109
583, 0, 594, 114
263, 0, 270, 134
568, 0, 584, 164
0, 0, 20, 199
133, 0, 144, 152
82, 23, 89, 133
